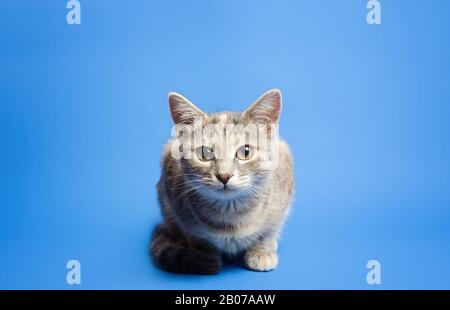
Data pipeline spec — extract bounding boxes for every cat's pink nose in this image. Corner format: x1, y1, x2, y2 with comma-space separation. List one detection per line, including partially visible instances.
216, 173, 232, 185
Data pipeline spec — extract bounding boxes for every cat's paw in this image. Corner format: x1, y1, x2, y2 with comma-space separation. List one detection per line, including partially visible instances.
244, 249, 278, 272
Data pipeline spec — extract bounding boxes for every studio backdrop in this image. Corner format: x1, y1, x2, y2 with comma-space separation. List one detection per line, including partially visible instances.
1, 0, 450, 289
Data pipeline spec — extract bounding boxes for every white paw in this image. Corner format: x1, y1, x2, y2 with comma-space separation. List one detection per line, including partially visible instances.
245, 250, 278, 272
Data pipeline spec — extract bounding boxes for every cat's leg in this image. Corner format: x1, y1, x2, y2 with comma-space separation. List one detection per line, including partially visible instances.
244, 237, 279, 272
150, 223, 222, 275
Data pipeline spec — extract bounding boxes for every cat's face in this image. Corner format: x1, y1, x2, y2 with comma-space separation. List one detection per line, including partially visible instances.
169, 90, 282, 200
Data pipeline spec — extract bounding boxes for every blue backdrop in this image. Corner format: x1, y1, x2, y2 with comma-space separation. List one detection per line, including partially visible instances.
1, 0, 449, 289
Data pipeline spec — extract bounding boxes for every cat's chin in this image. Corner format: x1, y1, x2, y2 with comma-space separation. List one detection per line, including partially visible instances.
206, 186, 242, 200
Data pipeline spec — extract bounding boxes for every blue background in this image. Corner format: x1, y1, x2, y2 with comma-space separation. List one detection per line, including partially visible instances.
1, 0, 450, 289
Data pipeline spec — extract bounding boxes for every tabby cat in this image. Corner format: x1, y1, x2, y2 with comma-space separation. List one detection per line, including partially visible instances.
151, 89, 294, 274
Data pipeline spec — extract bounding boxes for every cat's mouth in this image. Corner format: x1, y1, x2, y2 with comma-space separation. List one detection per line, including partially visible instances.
209, 184, 240, 198
218, 186, 236, 192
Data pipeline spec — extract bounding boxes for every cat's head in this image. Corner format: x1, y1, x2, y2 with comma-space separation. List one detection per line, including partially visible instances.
168, 89, 282, 200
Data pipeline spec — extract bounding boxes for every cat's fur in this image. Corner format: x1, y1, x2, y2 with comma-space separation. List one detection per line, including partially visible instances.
151, 89, 294, 274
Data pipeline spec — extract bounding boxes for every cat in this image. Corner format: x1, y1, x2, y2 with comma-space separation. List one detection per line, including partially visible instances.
150, 89, 294, 274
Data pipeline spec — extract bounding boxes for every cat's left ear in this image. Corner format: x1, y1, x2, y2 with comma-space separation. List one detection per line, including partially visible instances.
242, 89, 282, 125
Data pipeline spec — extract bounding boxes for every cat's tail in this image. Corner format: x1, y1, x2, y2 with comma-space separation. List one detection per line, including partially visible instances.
150, 224, 222, 275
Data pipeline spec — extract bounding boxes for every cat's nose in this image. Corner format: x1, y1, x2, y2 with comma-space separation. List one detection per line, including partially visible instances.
216, 173, 232, 185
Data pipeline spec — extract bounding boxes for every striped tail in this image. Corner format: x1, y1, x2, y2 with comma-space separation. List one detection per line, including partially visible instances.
150, 224, 222, 275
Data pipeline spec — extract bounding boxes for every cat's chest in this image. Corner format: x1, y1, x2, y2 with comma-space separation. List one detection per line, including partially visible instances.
187, 199, 268, 253
210, 235, 254, 255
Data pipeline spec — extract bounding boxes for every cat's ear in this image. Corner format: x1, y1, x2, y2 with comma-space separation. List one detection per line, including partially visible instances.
168, 92, 207, 124
243, 89, 282, 125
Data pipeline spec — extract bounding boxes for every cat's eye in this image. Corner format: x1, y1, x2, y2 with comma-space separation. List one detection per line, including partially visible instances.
236, 145, 254, 161
196, 146, 215, 161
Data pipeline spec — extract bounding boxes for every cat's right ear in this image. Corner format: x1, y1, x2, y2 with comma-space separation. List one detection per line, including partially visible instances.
168, 92, 207, 124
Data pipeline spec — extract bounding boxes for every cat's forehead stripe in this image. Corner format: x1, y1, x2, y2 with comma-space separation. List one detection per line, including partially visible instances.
210, 114, 229, 124
209, 112, 240, 125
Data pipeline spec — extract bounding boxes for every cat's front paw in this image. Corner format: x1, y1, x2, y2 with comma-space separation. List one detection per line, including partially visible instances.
244, 248, 278, 272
